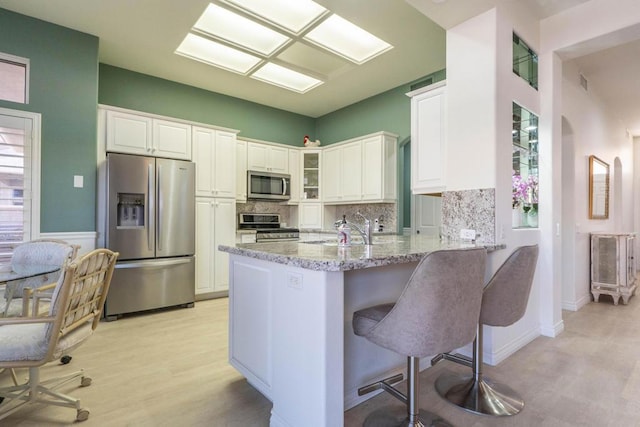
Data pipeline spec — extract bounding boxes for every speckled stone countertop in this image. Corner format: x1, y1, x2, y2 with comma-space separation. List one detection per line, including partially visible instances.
218, 235, 505, 272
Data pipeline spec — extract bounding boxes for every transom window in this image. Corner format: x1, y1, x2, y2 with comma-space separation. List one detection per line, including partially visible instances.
0, 52, 29, 104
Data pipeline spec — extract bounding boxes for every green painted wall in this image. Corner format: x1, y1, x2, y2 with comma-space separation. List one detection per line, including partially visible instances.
0, 9, 99, 233
99, 65, 315, 147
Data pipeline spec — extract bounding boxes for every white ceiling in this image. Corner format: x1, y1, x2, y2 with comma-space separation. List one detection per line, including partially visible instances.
1, 0, 639, 132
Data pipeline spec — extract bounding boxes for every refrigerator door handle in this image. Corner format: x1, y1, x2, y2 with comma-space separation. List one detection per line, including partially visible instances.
147, 163, 153, 252
115, 258, 193, 269
157, 164, 162, 251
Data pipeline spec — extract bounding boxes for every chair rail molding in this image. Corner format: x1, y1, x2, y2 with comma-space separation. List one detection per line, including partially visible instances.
38, 231, 97, 256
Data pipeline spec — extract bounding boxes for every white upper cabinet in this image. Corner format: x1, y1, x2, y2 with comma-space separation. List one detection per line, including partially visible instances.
247, 142, 289, 173
288, 149, 300, 204
153, 119, 192, 160
105, 110, 192, 160
193, 127, 237, 198
409, 82, 446, 194
236, 140, 248, 201
322, 132, 397, 205
322, 141, 362, 203
362, 133, 397, 201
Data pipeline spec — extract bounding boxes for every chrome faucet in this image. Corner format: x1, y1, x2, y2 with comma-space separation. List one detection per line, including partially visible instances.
351, 212, 372, 246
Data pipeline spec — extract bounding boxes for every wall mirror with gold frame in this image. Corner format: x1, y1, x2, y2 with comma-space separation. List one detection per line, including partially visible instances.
589, 155, 609, 219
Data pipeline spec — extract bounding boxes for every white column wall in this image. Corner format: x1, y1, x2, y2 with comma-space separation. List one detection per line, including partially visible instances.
445, 10, 497, 191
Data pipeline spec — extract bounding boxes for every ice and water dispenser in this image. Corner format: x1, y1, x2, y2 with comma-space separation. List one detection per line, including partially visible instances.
117, 193, 145, 228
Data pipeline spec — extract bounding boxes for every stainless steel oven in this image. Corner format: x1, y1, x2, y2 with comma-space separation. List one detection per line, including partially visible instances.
247, 170, 291, 201
238, 213, 299, 242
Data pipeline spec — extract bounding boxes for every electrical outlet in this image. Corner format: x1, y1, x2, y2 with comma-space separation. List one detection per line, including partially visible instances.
460, 229, 476, 240
287, 272, 303, 290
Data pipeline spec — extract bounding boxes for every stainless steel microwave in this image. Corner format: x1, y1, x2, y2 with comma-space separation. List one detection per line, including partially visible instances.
247, 170, 291, 201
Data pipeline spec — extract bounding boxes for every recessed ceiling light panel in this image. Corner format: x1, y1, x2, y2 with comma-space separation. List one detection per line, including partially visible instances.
176, 33, 261, 74
305, 14, 393, 64
194, 4, 290, 56
223, 0, 327, 34
251, 62, 323, 93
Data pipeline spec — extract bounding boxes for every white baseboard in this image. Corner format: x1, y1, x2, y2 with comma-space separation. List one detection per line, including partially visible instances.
38, 231, 97, 256
539, 319, 565, 338
562, 294, 591, 312
485, 325, 540, 366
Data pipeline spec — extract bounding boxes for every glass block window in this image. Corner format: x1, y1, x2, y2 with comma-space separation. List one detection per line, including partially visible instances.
512, 102, 539, 228
513, 33, 538, 90
0, 52, 29, 104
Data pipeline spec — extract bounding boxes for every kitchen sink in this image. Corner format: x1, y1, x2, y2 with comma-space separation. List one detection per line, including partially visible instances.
300, 237, 398, 246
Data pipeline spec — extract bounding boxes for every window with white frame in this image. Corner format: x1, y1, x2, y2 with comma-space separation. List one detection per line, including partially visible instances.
0, 109, 40, 262
0, 52, 29, 104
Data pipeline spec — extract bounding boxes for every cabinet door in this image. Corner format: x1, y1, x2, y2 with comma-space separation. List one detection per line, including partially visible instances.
193, 127, 215, 196
195, 198, 214, 295
322, 146, 341, 202
299, 203, 323, 229
288, 149, 300, 203
411, 85, 446, 193
268, 146, 289, 173
362, 136, 383, 200
213, 199, 236, 292
247, 142, 269, 172
213, 131, 237, 198
236, 140, 248, 201
106, 110, 151, 155
153, 119, 192, 160
247, 142, 288, 173
341, 142, 362, 201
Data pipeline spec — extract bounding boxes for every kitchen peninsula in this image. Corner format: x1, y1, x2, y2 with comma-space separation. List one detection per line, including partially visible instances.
218, 236, 503, 427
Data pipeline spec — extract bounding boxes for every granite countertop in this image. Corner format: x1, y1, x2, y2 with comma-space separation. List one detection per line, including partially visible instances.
218, 235, 505, 272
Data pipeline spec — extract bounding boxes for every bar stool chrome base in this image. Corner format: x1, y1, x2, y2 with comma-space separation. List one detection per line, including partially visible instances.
363, 405, 452, 427
434, 372, 524, 417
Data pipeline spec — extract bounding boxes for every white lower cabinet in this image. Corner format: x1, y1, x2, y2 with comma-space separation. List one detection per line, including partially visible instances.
298, 203, 323, 229
195, 198, 236, 296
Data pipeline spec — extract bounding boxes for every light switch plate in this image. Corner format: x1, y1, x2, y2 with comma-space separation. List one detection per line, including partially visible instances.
73, 175, 83, 188
460, 229, 476, 240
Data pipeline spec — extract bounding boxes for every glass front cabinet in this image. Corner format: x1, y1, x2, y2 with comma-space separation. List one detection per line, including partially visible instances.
590, 232, 636, 305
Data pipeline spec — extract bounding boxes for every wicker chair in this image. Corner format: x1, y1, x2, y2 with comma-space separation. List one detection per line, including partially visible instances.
0, 248, 118, 422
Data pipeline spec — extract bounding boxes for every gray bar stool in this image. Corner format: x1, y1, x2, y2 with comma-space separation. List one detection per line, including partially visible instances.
352, 248, 487, 427
434, 244, 539, 417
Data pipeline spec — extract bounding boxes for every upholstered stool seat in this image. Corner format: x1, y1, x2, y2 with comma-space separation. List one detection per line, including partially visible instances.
434, 245, 539, 417
353, 248, 487, 427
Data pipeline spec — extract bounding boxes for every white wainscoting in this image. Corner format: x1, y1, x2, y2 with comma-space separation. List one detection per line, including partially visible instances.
39, 231, 97, 256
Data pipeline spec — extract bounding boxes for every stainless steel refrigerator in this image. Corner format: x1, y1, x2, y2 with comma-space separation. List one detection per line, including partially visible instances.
104, 153, 195, 320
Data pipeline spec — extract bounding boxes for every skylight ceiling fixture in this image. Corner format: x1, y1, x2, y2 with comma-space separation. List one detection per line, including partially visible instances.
304, 14, 393, 64
193, 3, 290, 56
176, 33, 261, 74
222, 0, 328, 34
176, 1, 393, 93
251, 62, 323, 93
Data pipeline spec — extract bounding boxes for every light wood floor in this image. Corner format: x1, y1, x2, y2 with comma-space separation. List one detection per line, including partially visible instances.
2, 295, 640, 426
